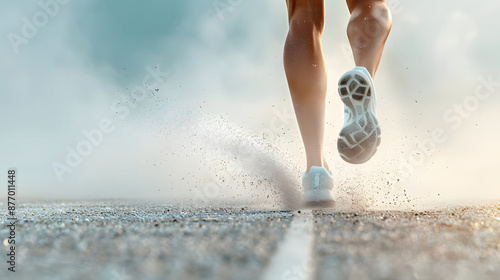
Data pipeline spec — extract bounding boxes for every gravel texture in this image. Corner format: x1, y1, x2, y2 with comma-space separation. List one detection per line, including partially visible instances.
1, 201, 499, 280
312, 204, 500, 280
0, 201, 291, 280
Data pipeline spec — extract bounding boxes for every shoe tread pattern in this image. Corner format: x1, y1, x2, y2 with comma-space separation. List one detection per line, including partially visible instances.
337, 72, 381, 164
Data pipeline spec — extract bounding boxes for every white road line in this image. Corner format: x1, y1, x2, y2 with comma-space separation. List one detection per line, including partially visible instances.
262, 211, 316, 280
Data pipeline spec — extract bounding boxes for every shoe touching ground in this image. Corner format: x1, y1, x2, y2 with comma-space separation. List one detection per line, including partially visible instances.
302, 166, 334, 207
337, 66, 381, 164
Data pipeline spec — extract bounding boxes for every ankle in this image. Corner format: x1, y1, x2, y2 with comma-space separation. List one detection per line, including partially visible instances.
306, 162, 329, 173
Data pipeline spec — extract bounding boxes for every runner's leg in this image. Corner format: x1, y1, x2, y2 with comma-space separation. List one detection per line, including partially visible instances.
346, 0, 392, 77
284, 0, 328, 173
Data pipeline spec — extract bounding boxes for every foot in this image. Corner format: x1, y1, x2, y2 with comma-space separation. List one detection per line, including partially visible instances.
302, 166, 334, 207
337, 66, 381, 164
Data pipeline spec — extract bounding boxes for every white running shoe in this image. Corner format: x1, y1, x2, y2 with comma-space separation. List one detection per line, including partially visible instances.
337, 66, 381, 164
302, 166, 334, 206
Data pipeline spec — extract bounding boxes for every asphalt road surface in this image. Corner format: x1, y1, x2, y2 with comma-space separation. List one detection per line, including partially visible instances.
1, 201, 499, 280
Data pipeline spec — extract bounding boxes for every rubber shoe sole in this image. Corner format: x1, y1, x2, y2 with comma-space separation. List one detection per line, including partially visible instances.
337, 68, 381, 164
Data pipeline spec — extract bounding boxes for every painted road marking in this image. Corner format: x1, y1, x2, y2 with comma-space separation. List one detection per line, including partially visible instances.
262, 211, 315, 280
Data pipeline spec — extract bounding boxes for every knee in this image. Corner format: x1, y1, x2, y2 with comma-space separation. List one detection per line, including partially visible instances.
347, 1, 392, 39
288, 1, 325, 35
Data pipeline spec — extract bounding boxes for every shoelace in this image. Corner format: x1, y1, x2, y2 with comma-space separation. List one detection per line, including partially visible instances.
313, 173, 320, 190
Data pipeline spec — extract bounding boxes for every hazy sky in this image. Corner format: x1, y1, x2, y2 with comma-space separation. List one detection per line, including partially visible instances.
1, 1, 499, 209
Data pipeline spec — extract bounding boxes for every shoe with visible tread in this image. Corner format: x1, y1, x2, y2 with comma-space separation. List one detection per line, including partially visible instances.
302, 166, 334, 207
337, 66, 381, 164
